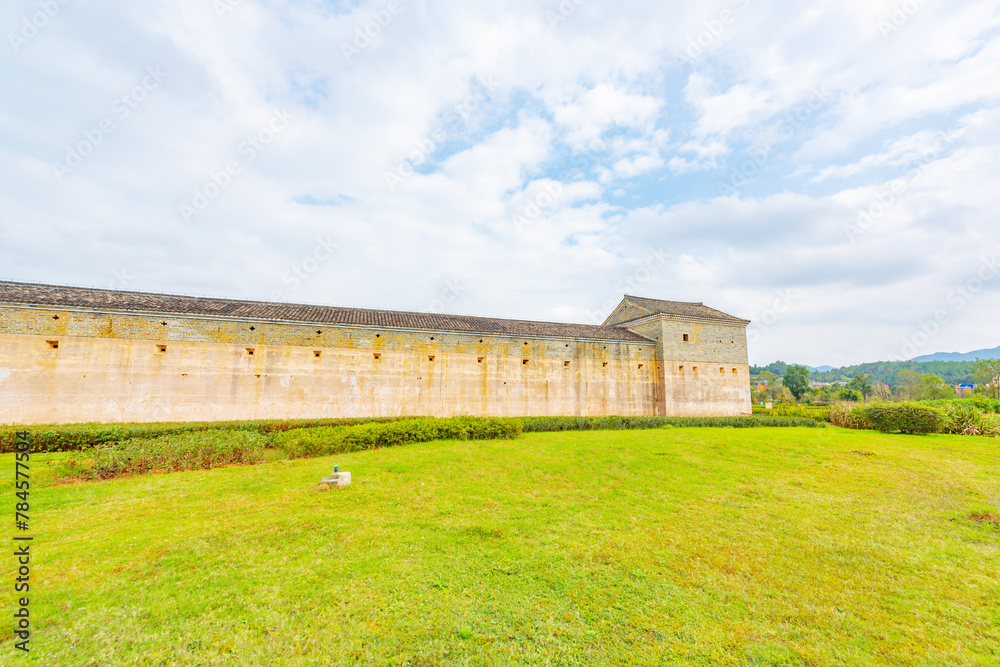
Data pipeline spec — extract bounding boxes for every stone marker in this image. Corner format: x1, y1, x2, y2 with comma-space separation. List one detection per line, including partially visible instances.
320, 471, 351, 487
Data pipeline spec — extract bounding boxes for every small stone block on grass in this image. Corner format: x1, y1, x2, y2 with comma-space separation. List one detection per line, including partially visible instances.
320, 471, 351, 487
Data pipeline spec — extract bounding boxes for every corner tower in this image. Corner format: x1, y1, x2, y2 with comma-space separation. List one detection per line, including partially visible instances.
605, 296, 752, 416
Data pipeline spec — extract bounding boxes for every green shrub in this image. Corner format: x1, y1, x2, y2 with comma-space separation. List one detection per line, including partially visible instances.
828, 402, 873, 430
271, 417, 523, 458
70, 431, 268, 480
0, 416, 415, 454
518, 415, 819, 432
922, 396, 1000, 416
857, 403, 946, 435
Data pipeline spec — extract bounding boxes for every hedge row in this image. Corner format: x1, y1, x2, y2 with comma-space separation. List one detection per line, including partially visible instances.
0, 416, 419, 454
518, 415, 820, 431
830, 400, 1000, 436
271, 417, 523, 458
921, 396, 1000, 415
55, 431, 268, 480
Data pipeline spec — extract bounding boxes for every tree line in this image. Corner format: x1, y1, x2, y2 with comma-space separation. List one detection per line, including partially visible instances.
752, 359, 1000, 404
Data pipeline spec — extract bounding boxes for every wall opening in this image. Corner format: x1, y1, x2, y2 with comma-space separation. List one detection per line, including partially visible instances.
373, 353, 381, 361
522, 359, 528, 365
719, 367, 724, 374
682, 333, 689, 342
156, 345, 167, 353
46, 340, 58, 349
428, 356, 435, 362
638, 364, 644, 370
602, 362, 608, 368
564, 361, 570, 368
247, 348, 255, 356
314, 351, 322, 358
679, 365, 684, 372
693, 366, 698, 373
732, 368, 738, 374
477, 357, 484, 363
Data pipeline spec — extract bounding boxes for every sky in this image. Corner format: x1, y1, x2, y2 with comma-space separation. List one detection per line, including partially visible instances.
2, 0, 999, 367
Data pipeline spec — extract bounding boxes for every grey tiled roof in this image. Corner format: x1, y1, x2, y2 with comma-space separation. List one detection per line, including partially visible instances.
0, 281, 653, 343
622, 295, 749, 323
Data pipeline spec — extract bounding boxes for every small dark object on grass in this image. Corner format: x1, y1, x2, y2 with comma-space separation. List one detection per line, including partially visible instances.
852, 451, 875, 456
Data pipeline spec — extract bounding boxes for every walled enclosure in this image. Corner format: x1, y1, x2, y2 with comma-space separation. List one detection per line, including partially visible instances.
0, 284, 751, 424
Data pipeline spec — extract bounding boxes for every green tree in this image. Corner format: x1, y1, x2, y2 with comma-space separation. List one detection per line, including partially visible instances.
972, 358, 1000, 399
920, 373, 955, 400
847, 374, 873, 398
896, 369, 922, 400
783, 365, 810, 401
838, 388, 862, 402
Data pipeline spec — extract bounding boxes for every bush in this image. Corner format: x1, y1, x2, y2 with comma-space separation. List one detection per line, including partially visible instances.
828, 402, 874, 430
935, 402, 1000, 437
69, 431, 268, 480
857, 403, 946, 435
518, 415, 819, 432
0, 416, 415, 454
271, 417, 523, 458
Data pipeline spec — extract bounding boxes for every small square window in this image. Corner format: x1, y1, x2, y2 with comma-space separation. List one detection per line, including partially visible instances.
638, 364, 644, 370
428, 355, 435, 362
46, 340, 59, 349
477, 357, 484, 363
693, 366, 698, 372
732, 368, 738, 374
682, 334, 689, 342
373, 353, 381, 361
679, 365, 684, 372
156, 345, 167, 353
247, 348, 255, 356
522, 359, 529, 365
602, 362, 608, 368
720, 367, 724, 374
564, 361, 570, 367
314, 351, 321, 358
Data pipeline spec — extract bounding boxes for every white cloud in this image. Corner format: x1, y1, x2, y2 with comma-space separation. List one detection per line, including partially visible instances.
1, 0, 999, 366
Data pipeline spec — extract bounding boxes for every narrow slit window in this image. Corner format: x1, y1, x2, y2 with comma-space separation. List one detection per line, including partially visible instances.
156, 345, 167, 353
682, 333, 689, 342
46, 340, 58, 349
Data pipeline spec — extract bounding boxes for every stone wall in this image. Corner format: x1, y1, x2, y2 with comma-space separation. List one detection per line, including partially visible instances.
0, 305, 660, 424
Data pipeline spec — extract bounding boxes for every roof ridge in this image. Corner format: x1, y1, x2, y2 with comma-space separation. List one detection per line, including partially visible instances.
0, 280, 655, 343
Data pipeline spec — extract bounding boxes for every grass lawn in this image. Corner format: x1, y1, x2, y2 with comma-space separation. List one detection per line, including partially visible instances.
2, 426, 998, 666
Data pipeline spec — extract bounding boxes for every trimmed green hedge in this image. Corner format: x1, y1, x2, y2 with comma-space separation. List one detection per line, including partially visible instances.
519, 415, 820, 432
271, 417, 523, 458
72, 431, 268, 480
0, 416, 418, 454
857, 403, 947, 435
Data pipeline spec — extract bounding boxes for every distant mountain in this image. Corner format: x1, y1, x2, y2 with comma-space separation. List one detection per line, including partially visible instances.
911, 346, 1000, 362
805, 365, 835, 373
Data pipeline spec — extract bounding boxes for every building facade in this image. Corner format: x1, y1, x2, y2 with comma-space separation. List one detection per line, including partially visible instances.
0, 282, 751, 424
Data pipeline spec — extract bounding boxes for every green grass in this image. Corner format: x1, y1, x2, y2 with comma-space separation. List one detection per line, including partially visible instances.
2, 427, 998, 665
